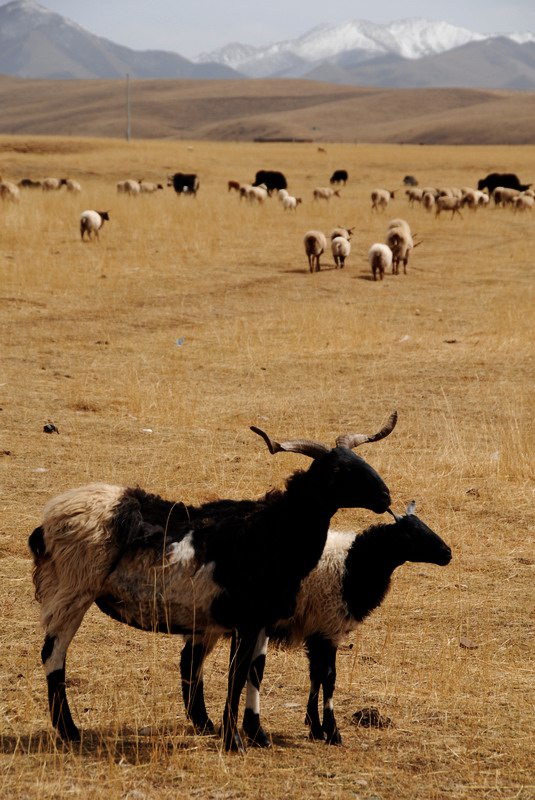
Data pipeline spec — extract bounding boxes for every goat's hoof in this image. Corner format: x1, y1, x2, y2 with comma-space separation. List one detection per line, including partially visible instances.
325, 731, 342, 746
58, 724, 81, 743
223, 729, 245, 752
245, 728, 271, 748
192, 718, 215, 735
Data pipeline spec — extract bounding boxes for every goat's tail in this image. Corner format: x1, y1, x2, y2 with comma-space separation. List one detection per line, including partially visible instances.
28, 525, 49, 601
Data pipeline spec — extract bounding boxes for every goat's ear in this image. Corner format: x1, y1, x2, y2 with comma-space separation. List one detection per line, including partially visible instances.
406, 500, 417, 515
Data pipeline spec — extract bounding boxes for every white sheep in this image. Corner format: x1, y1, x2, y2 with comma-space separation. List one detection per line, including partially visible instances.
278, 188, 289, 202
42, 178, 64, 191
282, 195, 302, 211
331, 236, 351, 269
64, 179, 82, 193
405, 187, 423, 206
493, 187, 520, 207
312, 187, 340, 201
139, 181, 164, 193
304, 230, 327, 272
241, 184, 268, 203
329, 226, 353, 241
386, 219, 414, 275
116, 180, 141, 195
513, 193, 534, 211
368, 243, 392, 281
0, 179, 20, 202
435, 196, 463, 218
80, 210, 110, 241
422, 191, 435, 212
371, 188, 396, 212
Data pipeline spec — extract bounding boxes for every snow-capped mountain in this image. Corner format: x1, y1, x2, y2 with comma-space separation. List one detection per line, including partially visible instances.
196, 18, 535, 78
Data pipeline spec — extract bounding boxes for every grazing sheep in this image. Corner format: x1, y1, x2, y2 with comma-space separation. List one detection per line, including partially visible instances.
461, 189, 489, 210
406, 187, 423, 206
331, 236, 351, 269
18, 178, 42, 190
304, 230, 327, 272
80, 210, 110, 241
368, 243, 392, 281
253, 170, 287, 195
477, 172, 531, 194
330, 170, 348, 185
42, 178, 64, 191
182, 501, 451, 747
168, 173, 200, 196
246, 184, 268, 204
422, 191, 436, 212
282, 195, 302, 211
492, 187, 519, 207
63, 179, 82, 193
277, 188, 289, 201
435, 196, 463, 219
330, 227, 354, 241
386, 219, 414, 275
117, 180, 141, 195
0, 179, 20, 202
313, 187, 340, 201
371, 189, 396, 212
29, 417, 396, 751
139, 181, 164, 193
513, 193, 534, 211
228, 180, 241, 193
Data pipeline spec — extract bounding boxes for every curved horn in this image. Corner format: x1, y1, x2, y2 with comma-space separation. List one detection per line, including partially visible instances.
250, 426, 330, 460
336, 410, 398, 450
387, 507, 401, 522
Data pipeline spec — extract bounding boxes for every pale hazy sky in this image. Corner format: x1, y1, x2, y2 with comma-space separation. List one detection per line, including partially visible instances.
4, 0, 535, 58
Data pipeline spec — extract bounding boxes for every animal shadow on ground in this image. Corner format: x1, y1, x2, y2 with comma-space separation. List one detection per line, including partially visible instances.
0, 723, 203, 762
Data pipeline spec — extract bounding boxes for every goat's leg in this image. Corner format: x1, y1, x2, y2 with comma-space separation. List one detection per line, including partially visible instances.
222, 629, 258, 752
304, 635, 325, 740
242, 629, 271, 748
180, 633, 219, 734
41, 600, 94, 741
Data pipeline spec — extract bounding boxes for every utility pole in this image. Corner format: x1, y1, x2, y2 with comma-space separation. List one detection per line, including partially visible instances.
126, 73, 131, 142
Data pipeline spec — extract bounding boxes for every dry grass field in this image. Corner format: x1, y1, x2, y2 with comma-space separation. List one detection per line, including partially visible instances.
1, 135, 534, 800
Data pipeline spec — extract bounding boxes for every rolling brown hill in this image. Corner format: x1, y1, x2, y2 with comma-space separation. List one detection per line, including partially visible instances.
1, 75, 535, 143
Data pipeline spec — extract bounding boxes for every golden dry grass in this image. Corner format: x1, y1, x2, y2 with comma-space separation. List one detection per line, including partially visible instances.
0, 135, 534, 800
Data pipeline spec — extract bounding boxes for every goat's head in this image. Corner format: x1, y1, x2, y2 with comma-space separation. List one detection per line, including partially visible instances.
387, 501, 452, 565
251, 411, 397, 514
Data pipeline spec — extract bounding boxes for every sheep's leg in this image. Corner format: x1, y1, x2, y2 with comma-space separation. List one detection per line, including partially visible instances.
41, 601, 93, 741
222, 629, 258, 752
319, 642, 341, 745
242, 629, 271, 748
180, 633, 219, 734
304, 635, 326, 740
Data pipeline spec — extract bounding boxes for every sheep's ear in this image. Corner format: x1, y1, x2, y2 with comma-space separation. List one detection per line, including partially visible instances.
406, 500, 417, 515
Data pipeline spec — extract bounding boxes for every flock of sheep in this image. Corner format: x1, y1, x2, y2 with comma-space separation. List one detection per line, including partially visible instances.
2, 168, 531, 278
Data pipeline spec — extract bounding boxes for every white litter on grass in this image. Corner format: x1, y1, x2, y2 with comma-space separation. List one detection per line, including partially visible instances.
32, 468, 48, 473
399, 334, 411, 342
141, 428, 153, 434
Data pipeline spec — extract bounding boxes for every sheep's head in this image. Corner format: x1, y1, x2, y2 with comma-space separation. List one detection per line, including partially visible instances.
387, 502, 452, 566
251, 411, 397, 514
